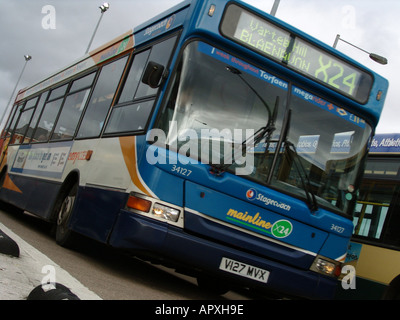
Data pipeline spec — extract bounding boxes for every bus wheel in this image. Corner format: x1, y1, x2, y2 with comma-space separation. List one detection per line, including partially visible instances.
55, 183, 78, 247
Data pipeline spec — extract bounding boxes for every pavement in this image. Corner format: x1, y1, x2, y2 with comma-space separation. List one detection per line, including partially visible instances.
0, 222, 102, 300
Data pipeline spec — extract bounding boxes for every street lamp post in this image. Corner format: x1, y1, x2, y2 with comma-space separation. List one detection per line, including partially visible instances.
0, 55, 32, 127
333, 34, 388, 65
270, 0, 280, 16
85, 3, 110, 55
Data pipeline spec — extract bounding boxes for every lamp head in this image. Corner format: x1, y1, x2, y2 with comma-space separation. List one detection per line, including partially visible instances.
369, 53, 388, 65
99, 2, 109, 13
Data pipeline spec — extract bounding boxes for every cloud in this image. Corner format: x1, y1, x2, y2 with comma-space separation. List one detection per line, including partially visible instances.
0, 0, 182, 124
252, 0, 398, 133
0, 0, 397, 133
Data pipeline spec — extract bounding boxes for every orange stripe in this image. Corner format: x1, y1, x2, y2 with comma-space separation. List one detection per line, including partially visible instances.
119, 136, 150, 196
2, 174, 22, 193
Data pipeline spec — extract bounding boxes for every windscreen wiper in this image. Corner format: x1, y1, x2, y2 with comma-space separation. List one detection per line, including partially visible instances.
209, 66, 279, 175
284, 140, 319, 212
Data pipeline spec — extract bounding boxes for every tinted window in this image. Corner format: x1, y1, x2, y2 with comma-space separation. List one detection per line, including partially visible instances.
118, 50, 150, 103
48, 84, 68, 101
23, 97, 39, 110
33, 98, 64, 142
11, 108, 34, 144
51, 89, 91, 140
135, 36, 177, 98
76, 56, 128, 138
69, 72, 96, 93
105, 36, 178, 135
25, 92, 49, 142
8, 104, 23, 136
105, 100, 153, 134
2, 104, 19, 138
10, 97, 38, 144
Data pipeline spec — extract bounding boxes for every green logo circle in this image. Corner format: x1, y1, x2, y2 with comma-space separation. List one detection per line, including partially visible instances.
271, 220, 293, 238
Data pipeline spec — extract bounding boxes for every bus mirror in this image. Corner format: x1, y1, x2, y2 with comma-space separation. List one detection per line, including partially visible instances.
142, 61, 165, 88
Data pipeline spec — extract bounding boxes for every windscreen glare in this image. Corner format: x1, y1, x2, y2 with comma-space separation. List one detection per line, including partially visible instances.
155, 41, 372, 215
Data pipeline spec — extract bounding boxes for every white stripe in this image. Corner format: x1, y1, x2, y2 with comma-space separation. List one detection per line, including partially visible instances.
134, 137, 158, 198
185, 208, 317, 257
0, 223, 102, 300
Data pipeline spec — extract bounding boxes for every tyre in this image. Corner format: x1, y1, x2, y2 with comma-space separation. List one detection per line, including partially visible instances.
55, 183, 78, 247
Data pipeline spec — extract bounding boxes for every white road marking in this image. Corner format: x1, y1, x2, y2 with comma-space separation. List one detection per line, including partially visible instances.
0, 222, 102, 300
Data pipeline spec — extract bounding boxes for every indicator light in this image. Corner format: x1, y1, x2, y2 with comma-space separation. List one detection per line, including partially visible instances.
208, 5, 216, 17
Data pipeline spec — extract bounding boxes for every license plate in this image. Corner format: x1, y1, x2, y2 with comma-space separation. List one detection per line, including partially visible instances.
219, 257, 270, 283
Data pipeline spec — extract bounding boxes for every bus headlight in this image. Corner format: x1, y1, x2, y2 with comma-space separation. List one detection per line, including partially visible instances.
152, 203, 180, 222
310, 256, 342, 278
126, 193, 182, 224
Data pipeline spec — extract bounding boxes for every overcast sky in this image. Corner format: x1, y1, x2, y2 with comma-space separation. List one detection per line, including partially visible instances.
1, 0, 398, 133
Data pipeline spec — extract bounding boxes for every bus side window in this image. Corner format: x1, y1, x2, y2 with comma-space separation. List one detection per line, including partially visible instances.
104, 100, 154, 134
104, 35, 178, 135
32, 84, 69, 143
32, 98, 64, 143
51, 72, 95, 141
1, 103, 20, 140
10, 97, 38, 145
25, 92, 49, 143
76, 56, 128, 139
7, 104, 23, 143
118, 50, 151, 103
135, 35, 177, 98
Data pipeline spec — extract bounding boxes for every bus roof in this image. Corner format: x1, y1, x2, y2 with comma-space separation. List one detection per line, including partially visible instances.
15, 30, 134, 103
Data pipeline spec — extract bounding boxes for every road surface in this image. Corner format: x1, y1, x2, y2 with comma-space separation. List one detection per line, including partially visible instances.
0, 202, 261, 300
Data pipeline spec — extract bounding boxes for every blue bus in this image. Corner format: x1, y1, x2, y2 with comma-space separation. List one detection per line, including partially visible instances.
0, 0, 388, 299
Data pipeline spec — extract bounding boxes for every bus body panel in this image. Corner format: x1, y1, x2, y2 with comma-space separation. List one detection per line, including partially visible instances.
0, 173, 59, 219
142, 144, 354, 263
108, 208, 338, 299
183, 209, 316, 269
184, 180, 327, 256
71, 186, 128, 243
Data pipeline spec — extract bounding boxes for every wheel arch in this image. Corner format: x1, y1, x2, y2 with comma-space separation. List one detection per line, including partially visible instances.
49, 170, 80, 223
0, 165, 8, 187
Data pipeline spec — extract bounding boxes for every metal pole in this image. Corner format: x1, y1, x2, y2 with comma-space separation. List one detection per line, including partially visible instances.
0, 56, 31, 127
270, 0, 280, 16
333, 34, 388, 65
333, 34, 340, 49
337, 37, 371, 55
85, 12, 104, 54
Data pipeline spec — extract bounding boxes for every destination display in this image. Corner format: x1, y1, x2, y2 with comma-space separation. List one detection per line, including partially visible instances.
221, 4, 373, 103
